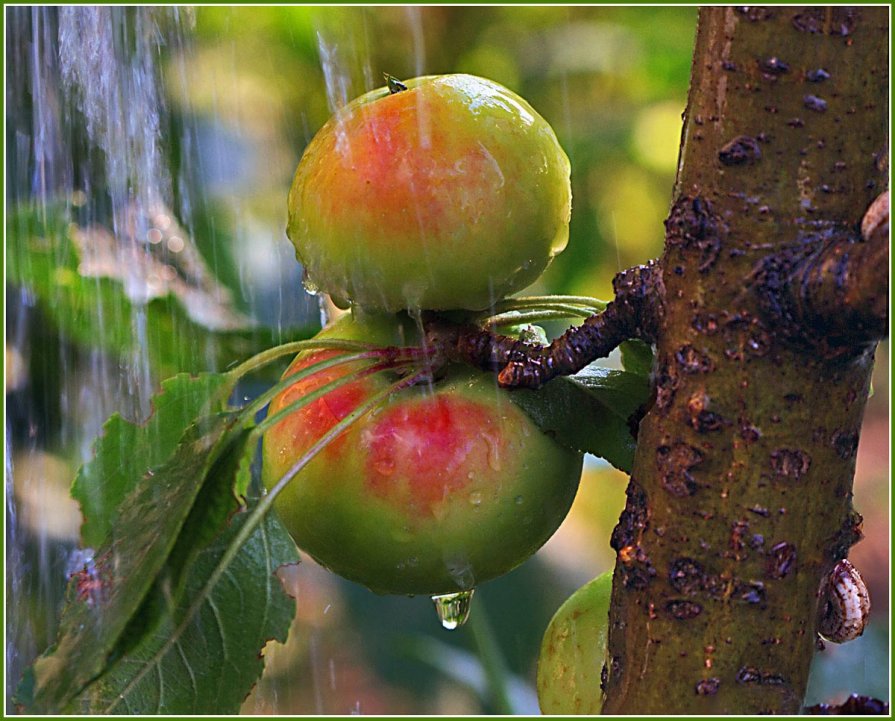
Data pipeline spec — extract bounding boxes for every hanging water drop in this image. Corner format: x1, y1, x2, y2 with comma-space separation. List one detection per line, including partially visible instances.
302, 273, 320, 296
482, 433, 502, 471
431, 589, 475, 630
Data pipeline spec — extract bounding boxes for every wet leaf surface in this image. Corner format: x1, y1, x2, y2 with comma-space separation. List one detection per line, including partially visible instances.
72, 373, 232, 548
84, 491, 297, 714
507, 365, 650, 472
18, 375, 298, 714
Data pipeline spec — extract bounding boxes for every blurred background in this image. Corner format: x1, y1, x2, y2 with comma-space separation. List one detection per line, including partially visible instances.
5, 6, 888, 714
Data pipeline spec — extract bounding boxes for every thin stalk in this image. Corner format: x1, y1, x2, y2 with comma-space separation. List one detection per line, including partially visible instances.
263, 368, 427, 501
214, 351, 383, 455
494, 302, 597, 318
233, 349, 422, 429
212, 340, 426, 419
468, 593, 515, 715
249, 359, 418, 440
489, 294, 608, 313
225, 337, 379, 381
485, 309, 589, 327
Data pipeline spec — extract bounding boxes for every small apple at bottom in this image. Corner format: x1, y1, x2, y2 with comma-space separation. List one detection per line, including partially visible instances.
261, 312, 583, 595
537, 570, 612, 715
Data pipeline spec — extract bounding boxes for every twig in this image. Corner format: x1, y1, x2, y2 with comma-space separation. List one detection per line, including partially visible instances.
427, 261, 661, 389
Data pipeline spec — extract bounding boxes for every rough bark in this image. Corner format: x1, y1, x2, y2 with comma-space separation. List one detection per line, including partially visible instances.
424, 7, 886, 713
601, 7, 888, 714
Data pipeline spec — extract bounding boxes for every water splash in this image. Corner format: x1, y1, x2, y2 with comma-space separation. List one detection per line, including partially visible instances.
403, 7, 427, 78
5, 7, 197, 707
431, 589, 475, 630
54, 7, 198, 421
316, 30, 355, 115
58, 8, 169, 215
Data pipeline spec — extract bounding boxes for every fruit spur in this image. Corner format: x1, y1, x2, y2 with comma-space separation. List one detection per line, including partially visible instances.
263, 74, 581, 598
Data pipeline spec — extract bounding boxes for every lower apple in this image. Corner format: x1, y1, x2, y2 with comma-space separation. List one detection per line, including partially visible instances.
261, 312, 583, 595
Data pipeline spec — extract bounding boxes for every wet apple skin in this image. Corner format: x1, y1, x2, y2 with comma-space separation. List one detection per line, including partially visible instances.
262, 313, 583, 595
287, 74, 572, 312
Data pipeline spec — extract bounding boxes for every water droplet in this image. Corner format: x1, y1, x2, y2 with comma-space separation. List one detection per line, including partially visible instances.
431, 589, 475, 630
469, 491, 483, 507
482, 434, 502, 471
373, 456, 395, 476
514, 495, 524, 505
302, 275, 319, 295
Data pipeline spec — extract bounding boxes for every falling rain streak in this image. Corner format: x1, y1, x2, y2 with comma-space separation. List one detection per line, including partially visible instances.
5, 5, 195, 707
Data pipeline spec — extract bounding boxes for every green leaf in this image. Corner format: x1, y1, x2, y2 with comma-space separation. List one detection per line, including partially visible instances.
6, 204, 314, 378
507, 365, 650, 473
72, 373, 233, 548
84, 491, 298, 715
22, 356, 301, 715
23, 412, 243, 713
619, 339, 655, 378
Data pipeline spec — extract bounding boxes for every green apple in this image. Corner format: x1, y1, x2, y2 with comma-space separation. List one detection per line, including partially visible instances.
537, 571, 612, 714
261, 312, 583, 595
288, 74, 572, 312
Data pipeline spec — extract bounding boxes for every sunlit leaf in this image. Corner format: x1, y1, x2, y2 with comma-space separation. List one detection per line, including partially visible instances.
20, 340, 395, 714
84, 492, 298, 715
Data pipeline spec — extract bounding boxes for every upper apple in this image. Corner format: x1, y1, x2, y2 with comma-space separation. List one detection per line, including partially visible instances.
287, 74, 572, 312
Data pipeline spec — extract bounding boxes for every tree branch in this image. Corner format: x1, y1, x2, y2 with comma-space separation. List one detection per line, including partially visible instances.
426, 261, 662, 389
756, 191, 889, 357
601, 7, 888, 714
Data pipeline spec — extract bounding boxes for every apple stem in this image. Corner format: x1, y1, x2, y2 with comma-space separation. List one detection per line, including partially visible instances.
248, 358, 422, 440
384, 73, 408, 94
